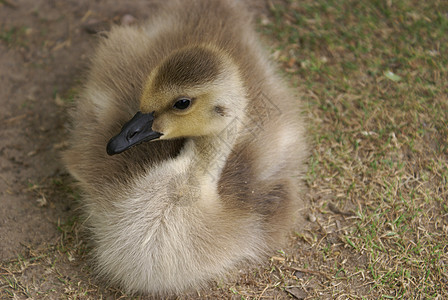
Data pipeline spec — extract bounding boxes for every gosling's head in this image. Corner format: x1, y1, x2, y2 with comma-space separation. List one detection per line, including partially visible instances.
107, 45, 246, 155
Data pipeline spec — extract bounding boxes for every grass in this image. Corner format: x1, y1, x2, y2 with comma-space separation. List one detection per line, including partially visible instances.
0, 25, 29, 49
258, 0, 448, 298
1, 0, 447, 298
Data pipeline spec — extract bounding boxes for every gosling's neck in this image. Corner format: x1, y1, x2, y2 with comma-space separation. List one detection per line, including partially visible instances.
184, 127, 240, 185
181, 73, 248, 184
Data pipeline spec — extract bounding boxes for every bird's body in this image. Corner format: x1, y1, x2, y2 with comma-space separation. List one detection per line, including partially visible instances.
63, 0, 307, 295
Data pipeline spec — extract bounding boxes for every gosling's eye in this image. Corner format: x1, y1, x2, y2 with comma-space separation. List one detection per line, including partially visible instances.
173, 98, 192, 110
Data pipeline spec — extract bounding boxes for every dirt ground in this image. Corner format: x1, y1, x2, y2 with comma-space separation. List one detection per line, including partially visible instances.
0, 0, 150, 261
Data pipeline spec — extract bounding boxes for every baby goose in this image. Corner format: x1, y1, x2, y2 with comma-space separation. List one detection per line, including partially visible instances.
63, 0, 307, 296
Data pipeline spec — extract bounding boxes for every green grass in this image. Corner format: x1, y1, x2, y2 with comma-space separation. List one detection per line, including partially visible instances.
258, 0, 448, 298
0, 26, 29, 48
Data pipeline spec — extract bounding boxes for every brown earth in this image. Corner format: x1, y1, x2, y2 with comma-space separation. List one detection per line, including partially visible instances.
0, 0, 158, 262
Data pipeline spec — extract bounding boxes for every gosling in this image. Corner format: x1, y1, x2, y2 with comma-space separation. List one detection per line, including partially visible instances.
63, 0, 307, 296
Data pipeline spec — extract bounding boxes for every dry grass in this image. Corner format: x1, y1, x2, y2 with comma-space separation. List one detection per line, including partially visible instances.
1, 0, 447, 299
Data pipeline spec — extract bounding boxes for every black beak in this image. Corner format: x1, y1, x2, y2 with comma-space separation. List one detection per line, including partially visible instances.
106, 111, 162, 155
